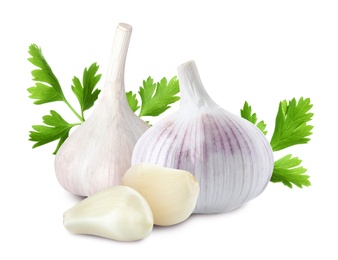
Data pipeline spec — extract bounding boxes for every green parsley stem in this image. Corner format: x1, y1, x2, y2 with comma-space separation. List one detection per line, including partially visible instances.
64, 99, 84, 122
70, 122, 82, 127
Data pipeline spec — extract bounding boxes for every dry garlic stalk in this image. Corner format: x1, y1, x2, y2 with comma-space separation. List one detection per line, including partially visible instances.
63, 186, 154, 241
55, 23, 149, 196
132, 61, 274, 214
122, 163, 200, 226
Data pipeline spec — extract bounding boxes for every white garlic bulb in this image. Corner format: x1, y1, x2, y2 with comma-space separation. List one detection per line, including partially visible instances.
63, 186, 154, 241
55, 23, 149, 196
122, 163, 200, 226
132, 60, 274, 214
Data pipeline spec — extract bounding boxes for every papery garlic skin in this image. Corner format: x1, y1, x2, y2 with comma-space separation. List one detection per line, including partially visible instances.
55, 23, 149, 196
122, 163, 199, 226
63, 186, 154, 241
132, 61, 274, 214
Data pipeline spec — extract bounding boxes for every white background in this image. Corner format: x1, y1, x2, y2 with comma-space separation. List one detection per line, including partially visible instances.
1, 0, 337, 259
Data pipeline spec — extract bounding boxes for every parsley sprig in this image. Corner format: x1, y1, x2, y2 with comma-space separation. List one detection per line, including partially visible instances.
28, 44, 102, 154
28, 44, 179, 154
126, 77, 180, 117
241, 98, 313, 188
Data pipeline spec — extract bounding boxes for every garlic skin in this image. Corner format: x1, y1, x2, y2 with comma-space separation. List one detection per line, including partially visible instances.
63, 186, 154, 241
55, 23, 149, 196
132, 60, 274, 214
122, 163, 200, 226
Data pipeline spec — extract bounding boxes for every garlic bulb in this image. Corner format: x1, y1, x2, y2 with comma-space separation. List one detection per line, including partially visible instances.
63, 186, 154, 241
132, 60, 274, 214
55, 23, 149, 196
122, 163, 200, 226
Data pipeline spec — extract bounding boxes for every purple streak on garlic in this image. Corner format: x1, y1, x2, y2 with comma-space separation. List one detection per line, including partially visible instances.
55, 23, 150, 196
132, 60, 274, 214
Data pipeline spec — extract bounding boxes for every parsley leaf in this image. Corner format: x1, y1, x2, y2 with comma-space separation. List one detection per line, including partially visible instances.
124, 76, 180, 121
126, 91, 140, 112
240, 101, 267, 135
28, 83, 64, 104
271, 154, 311, 188
27, 44, 65, 104
138, 76, 180, 117
270, 97, 314, 151
71, 63, 101, 119
29, 111, 80, 154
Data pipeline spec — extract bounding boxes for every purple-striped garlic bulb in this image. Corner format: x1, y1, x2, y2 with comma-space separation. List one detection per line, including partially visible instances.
55, 24, 149, 196
132, 60, 274, 214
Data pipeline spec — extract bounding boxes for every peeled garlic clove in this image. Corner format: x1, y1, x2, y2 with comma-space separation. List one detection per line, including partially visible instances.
132, 60, 274, 214
63, 186, 154, 241
122, 163, 200, 226
55, 23, 149, 196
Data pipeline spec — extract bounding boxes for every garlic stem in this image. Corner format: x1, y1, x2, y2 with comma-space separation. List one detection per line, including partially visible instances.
103, 23, 132, 107
178, 61, 216, 109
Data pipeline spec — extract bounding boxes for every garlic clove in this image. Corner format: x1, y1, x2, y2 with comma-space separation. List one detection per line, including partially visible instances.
63, 186, 154, 242
132, 60, 274, 214
54, 23, 149, 196
122, 163, 200, 226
